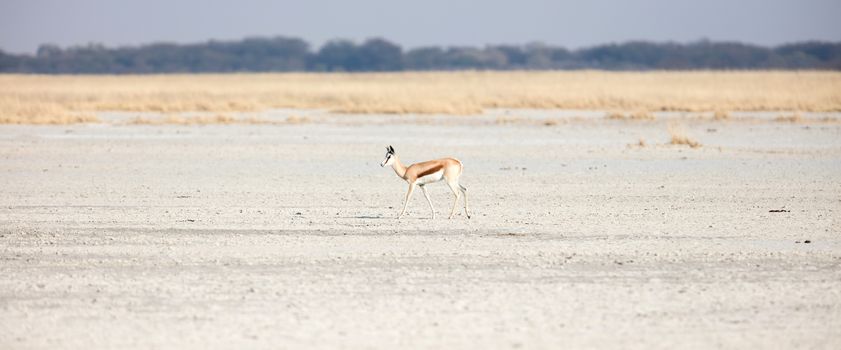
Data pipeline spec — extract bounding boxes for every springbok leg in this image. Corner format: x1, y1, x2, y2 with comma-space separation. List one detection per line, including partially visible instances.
398, 183, 416, 219
420, 185, 435, 219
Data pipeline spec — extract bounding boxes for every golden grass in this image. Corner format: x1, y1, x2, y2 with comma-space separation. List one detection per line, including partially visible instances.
126, 114, 309, 125
129, 114, 237, 125
605, 111, 656, 121
1, 71, 840, 124
627, 137, 647, 148
284, 115, 310, 124
0, 102, 100, 124
817, 116, 841, 123
713, 110, 731, 120
774, 113, 804, 123
0, 113, 99, 124
668, 124, 701, 148
771, 113, 841, 123
495, 116, 521, 125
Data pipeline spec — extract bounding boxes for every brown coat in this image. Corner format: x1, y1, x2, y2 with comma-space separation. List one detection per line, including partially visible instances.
403, 158, 462, 184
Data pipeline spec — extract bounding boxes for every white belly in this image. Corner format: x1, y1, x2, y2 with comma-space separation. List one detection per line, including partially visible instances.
416, 170, 444, 185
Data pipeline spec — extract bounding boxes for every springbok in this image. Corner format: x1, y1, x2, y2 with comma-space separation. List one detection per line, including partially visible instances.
380, 145, 470, 219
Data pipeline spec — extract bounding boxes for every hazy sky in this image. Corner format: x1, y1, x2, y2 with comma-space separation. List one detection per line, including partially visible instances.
1, 0, 840, 54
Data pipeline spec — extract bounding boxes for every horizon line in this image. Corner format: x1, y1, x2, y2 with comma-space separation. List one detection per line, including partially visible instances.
4, 36, 841, 56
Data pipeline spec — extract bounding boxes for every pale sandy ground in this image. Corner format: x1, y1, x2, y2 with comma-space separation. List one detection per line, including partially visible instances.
1, 111, 840, 349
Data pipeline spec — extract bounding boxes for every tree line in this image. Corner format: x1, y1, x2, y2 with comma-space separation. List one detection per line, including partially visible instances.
1, 36, 839, 73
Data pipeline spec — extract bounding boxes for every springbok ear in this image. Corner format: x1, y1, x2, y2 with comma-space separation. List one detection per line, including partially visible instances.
388, 145, 395, 153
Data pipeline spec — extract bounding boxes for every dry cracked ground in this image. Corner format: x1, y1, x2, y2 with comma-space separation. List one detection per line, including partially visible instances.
1, 113, 840, 349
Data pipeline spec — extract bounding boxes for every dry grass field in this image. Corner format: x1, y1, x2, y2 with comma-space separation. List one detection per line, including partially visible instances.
1, 71, 840, 124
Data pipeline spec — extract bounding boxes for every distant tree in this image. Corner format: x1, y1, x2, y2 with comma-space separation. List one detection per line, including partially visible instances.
0, 50, 22, 72
1, 37, 839, 73
357, 38, 402, 71
444, 47, 507, 69
313, 38, 403, 71
405, 47, 448, 70
36, 44, 63, 58
314, 40, 360, 71
492, 45, 528, 67
775, 42, 841, 69
578, 41, 669, 69
225, 36, 310, 71
523, 43, 556, 69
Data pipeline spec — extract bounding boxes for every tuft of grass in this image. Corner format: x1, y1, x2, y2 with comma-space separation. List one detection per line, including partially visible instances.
628, 137, 647, 148
284, 115, 310, 124
817, 116, 841, 123
0, 113, 99, 125
713, 110, 731, 120
127, 114, 276, 125
774, 113, 804, 123
630, 111, 657, 120
0, 102, 100, 124
605, 112, 625, 120
605, 111, 656, 121
637, 137, 647, 147
124, 114, 312, 125
495, 116, 521, 125
668, 124, 701, 148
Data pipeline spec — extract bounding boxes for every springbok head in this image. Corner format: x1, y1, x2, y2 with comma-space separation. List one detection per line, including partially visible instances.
380, 145, 395, 167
